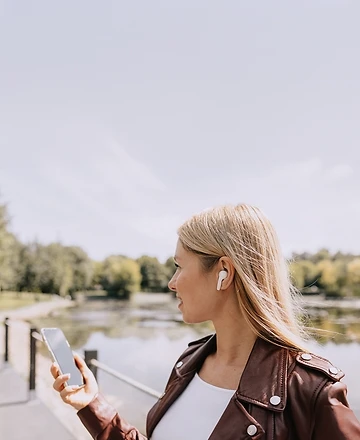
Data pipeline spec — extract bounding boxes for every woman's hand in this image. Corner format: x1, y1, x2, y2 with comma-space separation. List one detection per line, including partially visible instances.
50, 352, 99, 411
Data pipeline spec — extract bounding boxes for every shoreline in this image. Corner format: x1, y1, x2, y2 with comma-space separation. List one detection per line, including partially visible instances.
300, 295, 360, 310
0, 295, 76, 322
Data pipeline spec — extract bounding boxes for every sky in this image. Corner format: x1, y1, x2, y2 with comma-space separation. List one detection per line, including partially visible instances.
1, 1, 359, 262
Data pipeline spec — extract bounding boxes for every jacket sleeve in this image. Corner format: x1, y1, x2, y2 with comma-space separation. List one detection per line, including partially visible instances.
312, 380, 360, 439
77, 394, 148, 440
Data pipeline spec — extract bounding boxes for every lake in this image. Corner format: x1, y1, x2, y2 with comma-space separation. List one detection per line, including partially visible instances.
30, 293, 360, 427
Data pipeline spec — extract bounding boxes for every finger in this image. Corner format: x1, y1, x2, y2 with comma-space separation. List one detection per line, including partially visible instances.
50, 362, 60, 379
60, 387, 73, 404
73, 352, 92, 381
53, 374, 70, 392
60, 385, 82, 404
64, 384, 84, 393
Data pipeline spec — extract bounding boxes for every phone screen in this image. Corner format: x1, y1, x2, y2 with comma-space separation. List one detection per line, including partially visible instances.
41, 328, 84, 387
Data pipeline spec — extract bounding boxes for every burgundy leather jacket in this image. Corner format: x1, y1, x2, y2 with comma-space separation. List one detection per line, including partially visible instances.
78, 335, 360, 439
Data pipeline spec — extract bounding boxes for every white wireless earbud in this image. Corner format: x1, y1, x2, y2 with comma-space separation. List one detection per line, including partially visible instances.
216, 270, 228, 291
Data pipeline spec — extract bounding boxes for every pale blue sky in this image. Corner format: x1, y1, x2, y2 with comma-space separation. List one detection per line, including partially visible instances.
1, 1, 359, 262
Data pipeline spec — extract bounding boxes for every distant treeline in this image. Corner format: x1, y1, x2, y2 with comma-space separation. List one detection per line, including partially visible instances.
0, 203, 174, 298
290, 249, 360, 297
1, 202, 359, 298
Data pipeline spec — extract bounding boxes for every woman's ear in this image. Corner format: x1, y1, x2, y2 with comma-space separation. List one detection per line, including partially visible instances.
217, 257, 235, 290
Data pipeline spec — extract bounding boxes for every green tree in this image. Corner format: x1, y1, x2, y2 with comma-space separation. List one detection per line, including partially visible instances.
17, 243, 92, 297
311, 248, 332, 264
332, 260, 348, 296
92, 260, 104, 287
0, 203, 22, 290
316, 259, 346, 297
16, 244, 34, 292
28, 243, 73, 296
64, 246, 93, 294
164, 256, 176, 279
347, 258, 360, 296
101, 256, 141, 299
137, 255, 169, 292
289, 260, 319, 292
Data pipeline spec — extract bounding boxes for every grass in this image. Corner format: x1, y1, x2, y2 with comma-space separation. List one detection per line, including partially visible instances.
0, 291, 53, 311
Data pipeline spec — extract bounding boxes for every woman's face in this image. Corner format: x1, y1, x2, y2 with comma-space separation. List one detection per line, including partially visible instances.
168, 240, 220, 324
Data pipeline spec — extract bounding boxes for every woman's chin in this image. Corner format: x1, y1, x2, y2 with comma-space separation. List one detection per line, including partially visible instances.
181, 313, 207, 325
180, 310, 193, 325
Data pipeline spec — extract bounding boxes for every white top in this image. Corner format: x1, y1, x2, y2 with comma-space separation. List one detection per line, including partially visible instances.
151, 373, 236, 440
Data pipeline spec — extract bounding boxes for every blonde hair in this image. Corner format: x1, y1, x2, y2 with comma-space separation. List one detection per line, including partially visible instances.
178, 204, 308, 351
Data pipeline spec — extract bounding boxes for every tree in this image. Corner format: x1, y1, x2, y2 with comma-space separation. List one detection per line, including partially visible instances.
164, 257, 176, 280
28, 243, 73, 296
101, 256, 141, 299
64, 246, 93, 294
289, 260, 319, 292
92, 260, 104, 287
0, 203, 22, 290
316, 260, 346, 297
311, 248, 332, 264
347, 258, 360, 296
16, 243, 93, 297
332, 260, 348, 296
137, 255, 169, 292
16, 243, 41, 292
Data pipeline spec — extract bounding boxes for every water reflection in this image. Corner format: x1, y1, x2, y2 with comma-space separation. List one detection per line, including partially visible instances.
33, 298, 360, 344
306, 306, 360, 344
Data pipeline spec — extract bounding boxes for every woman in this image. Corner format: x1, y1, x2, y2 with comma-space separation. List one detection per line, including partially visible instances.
51, 204, 360, 439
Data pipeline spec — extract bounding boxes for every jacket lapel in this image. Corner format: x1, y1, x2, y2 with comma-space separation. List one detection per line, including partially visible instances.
147, 335, 216, 437
237, 337, 288, 411
207, 338, 289, 439
208, 397, 266, 439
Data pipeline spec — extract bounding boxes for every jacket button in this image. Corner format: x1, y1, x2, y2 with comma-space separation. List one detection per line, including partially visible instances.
246, 424, 258, 436
176, 361, 183, 368
301, 353, 312, 361
270, 395, 281, 406
329, 367, 338, 375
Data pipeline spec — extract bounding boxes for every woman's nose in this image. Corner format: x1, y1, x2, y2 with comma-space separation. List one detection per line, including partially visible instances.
168, 275, 176, 292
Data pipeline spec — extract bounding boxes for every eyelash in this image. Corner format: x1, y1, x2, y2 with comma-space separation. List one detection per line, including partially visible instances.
174, 262, 180, 268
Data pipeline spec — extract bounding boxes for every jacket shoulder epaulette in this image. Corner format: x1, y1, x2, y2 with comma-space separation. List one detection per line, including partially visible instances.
295, 351, 344, 382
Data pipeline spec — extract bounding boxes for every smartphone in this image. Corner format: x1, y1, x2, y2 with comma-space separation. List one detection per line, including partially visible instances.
41, 327, 84, 387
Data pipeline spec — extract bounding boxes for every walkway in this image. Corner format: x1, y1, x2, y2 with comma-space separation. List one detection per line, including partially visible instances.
0, 361, 77, 440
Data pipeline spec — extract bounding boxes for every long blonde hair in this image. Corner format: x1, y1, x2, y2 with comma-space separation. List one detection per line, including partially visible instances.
178, 204, 308, 351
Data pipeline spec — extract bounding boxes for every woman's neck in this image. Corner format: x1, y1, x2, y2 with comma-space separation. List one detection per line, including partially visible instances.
211, 311, 257, 367
198, 315, 257, 390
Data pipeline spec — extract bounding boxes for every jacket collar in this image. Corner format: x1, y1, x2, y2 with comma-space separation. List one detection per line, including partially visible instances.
147, 334, 289, 438
175, 334, 288, 411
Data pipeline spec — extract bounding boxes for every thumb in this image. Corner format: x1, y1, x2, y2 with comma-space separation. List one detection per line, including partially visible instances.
73, 352, 93, 381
